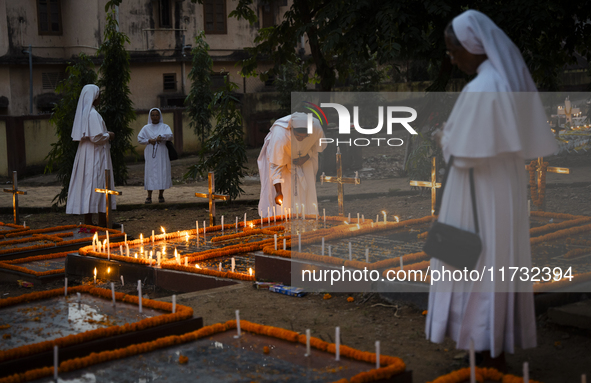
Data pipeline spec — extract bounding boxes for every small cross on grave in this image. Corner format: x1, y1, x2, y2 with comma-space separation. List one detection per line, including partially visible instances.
94, 169, 122, 229
195, 172, 229, 226
3, 171, 27, 225
320, 147, 361, 217
525, 157, 569, 211
409, 157, 441, 216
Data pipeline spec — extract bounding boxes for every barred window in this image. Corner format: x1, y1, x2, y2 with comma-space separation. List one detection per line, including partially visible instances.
163, 73, 177, 91
204, 0, 227, 34
37, 0, 62, 35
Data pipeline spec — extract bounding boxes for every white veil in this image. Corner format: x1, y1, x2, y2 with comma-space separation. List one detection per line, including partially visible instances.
71, 84, 101, 141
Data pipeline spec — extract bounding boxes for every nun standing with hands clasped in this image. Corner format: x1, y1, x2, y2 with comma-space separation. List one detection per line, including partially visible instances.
138, 108, 173, 203
66, 84, 116, 227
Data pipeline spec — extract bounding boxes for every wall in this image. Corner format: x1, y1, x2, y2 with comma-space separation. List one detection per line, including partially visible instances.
23, 118, 56, 166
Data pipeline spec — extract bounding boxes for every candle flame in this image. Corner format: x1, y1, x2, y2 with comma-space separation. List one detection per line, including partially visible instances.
135, 253, 138, 259
185, 232, 190, 242
107, 267, 111, 274
195, 264, 201, 269
394, 215, 400, 223
161, 226, 166, 233
249, 223, 254, 228
174, 248, 178, 258
249, 268, 253, 276
162, 246, 166, 254
93, 267, 97, 277
140, 233, 143, 242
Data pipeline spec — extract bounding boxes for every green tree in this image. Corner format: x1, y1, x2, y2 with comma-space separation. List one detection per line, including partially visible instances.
185, 76, 248, 201
45, 54, 98, 207
273, 57, 309, 114
97, 7, 136, 185
185, 32, 214, 145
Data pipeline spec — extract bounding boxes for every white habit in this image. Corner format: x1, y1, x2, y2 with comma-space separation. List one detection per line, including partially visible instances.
138, 108, 173, 191
425, 10, 557, 357
258, 113, 326, 217
66, 84, 116, 215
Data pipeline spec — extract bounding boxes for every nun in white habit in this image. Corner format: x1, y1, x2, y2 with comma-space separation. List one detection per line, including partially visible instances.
66, 84, 116, 227
138, 108, 173, 203
426, 10, 557, 368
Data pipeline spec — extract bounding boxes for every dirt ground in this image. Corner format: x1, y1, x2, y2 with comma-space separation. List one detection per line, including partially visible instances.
1, 150, 591, 382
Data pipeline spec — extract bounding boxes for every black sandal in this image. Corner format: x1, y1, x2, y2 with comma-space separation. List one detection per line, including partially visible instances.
145, 197, 152, 204
158, 197, 165, 203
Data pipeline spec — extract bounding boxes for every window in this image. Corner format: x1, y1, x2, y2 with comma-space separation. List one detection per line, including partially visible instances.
42, 72, 66, 90
159, 0, 172, 28
261, 1, 275, 28
163, 74, 177, 91
211, 72, 229, 91
203, 0, 227, 34
37, 0, 62, 35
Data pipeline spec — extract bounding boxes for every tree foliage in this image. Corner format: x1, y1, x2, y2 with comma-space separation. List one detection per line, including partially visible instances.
97, 9, 136, 185
273, 57, 309, 114
192, 0, 591, 91
185, 77, 248, 201
45, 54, 97, 207
185, 32, 214, 144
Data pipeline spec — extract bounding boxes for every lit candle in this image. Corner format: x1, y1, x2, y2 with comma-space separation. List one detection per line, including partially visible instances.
274, 234, 277, 250
382, 211, 387, 223
126, 243, 130, 257
365, 248, 369, 263
273, 206, 276, 223
218, 262, 222, 272
106, 230, 110, 247
124, 233, 127, 246
106, 238, 110, 259
185, 257, 188, 266
335, 327, 340, 361
157, 251, 161, 267
221, 216, 224, 234
305, 329, 311, 356
322, 237, 325, 255
161, 226, 166, 242
298, 233, 301, 253
468, 339, 477, 383
92, 233, 96, 252
54, 345, 58, 382
231, 257, 235, 273
140, 233, 144, 244
172, 294, 176, 314
235, 310, 241, 337
121, 275, 124, 286
523, 362, 529, 383
138, 280, 142, 314
348, 242, 352, 261
93, 267, 97, 284
283, 238, 286, 250
375, 341, 380, 369
244, 213, 247, 227
64, 277, 68, 296
394, 216, 400, 223
203, 221, 206, 242
152, 230, 155, 245
111, 282, 116, 307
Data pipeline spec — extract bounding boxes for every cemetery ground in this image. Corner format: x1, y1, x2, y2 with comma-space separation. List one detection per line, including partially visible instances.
1, 148, 591, 382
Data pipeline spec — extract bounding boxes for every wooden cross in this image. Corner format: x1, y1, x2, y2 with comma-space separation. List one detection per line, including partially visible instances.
320, 147, 361, 217
3, 171, 27, 225
409, 157, 441, 216
195, 172, 229, 226
94, 169, 121, 229
525, 157, 570, 211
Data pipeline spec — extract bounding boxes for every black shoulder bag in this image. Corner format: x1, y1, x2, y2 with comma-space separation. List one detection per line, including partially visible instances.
165, 140, 178, 161
423, 156, 482, 270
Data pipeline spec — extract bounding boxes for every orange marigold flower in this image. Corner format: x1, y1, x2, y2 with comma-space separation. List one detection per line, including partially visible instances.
323, 293, 332, 300
263, 346, 270, 354
347, 297, 354, 302
2, 333, 10, 339
422, 310, 428, 316
178, 355, 188, 364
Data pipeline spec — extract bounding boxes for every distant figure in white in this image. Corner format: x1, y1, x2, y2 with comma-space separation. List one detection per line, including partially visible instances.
258, 112, 326, 219
138, 108, 173, 204
66, 84, 115, 227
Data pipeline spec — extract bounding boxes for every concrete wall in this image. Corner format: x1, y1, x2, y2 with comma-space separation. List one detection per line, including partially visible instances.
23, 118, 57, 166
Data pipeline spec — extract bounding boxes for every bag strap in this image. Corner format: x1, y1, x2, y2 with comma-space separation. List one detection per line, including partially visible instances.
440, 156, 479, 234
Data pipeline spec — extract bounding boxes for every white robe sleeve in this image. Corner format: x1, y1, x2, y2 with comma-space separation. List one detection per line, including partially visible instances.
90, 132, 110, 145
268, 130, 290, 185
162, 125, 173, 141
138, 126, 151, 145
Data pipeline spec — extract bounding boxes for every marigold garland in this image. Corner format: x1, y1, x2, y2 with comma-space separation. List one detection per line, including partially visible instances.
0, 319, 405, 383
427, 366, 540, 383
0, 285, 192, 364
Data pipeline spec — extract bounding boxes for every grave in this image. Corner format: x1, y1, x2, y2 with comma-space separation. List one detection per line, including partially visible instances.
0, 286, 201, 378
18, 320, 411, 383
0, 224, 125, 261
0, 252, 68, 284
